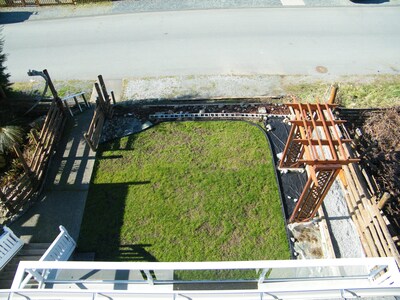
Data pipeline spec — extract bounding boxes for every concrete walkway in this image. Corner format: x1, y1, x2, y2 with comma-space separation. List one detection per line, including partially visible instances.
9, 109, 95, 244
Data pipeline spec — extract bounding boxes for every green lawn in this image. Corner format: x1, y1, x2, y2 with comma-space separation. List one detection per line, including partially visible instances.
78, 121, 289, 262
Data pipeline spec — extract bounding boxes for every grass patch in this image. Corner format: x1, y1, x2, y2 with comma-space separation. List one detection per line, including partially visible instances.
283, 75, 400, 108
78, 121, 289, 262
11, 80, 94, 99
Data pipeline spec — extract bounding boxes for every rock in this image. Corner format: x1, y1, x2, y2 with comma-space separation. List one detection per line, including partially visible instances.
258, 107, 267, 114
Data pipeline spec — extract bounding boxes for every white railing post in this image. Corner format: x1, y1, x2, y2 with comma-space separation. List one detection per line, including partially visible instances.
258, 268, 270, 285
143, 270, 154, 285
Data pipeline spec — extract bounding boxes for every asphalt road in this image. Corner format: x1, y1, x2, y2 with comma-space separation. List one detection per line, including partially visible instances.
3, 6, 400, 81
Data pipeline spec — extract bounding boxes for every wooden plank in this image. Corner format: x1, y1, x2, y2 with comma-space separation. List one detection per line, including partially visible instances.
290, 120, 346, 126
0, 190, 15, 214
345, 166, 389, 258
342, 165, 379, 257
324, 104, 348, 160
4, 174, 30, 199
293, 139, 353, 146
327, 84, 338, 104
377, 193, 391, 210
83, 133, 96, 152
370, 201, 400, 265
363, 198, 392, 257
305, 103, 325, 161
111, 91, 116, 105
13, 144, 31, 175
339, 184, 373, 257
315, 104, 338, 161
286, 103, 338, 109
361, 167, 378, 196
31, 130, 40, 145
298, 159, 359, 165
95, 83, 108, 114
98, 75, 110, 105
317, 207, 336, 258
31, 102, 58, 171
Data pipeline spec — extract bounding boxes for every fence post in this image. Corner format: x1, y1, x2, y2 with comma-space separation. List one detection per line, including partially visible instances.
98, 75, 110, 105
95, 83, 107, 113
43, 69, 65, 116
328, 84, 338, 104
111, 91, 116, 105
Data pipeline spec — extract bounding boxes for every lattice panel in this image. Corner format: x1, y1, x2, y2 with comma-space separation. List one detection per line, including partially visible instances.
280, 126, 304, 168
289, 168, 340, 223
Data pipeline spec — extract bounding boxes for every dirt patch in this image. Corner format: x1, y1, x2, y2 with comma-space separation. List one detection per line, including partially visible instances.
316, 66, 328, 74
221, 228, 243, 257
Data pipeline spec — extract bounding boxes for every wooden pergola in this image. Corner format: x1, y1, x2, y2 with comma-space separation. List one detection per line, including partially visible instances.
279, 98, 359, 223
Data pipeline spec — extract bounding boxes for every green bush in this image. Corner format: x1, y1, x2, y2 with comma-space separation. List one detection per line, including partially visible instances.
0, 30, 10, 93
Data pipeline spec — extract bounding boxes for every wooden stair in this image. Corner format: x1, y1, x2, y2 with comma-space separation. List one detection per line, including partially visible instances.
0, 243, 50, 289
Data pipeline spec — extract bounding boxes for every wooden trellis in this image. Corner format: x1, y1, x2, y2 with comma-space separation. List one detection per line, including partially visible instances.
280, 99, 359, 223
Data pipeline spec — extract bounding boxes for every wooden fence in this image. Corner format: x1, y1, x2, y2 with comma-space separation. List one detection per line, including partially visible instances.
83, 75, 114, 152
1, 0, 112, 6
337, 124, 400, 265
1, 0, 74, 6
0, 70, 66, 217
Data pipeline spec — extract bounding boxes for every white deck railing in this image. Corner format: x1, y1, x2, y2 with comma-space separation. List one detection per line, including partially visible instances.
3, 257, 399, 299
0, 226, 23, 270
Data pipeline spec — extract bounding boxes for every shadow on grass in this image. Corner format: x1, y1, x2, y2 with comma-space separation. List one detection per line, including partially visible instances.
104, 132, 138, 151
118, 244, 157, 262
77, 180, 154, 261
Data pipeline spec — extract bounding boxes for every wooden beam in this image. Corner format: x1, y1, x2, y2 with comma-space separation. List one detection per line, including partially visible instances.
315, 104, 338, 161
290, 120, 346, 126
43, 69, 65, 115
324, 103, 349, 160
327, 84, 338, 104
293, 139, 353, 146
13, 144, 30, 175
286, 103, 338, 109
98, 75, 110, 105
298, 159, 359, 165
306, 103, 326, 161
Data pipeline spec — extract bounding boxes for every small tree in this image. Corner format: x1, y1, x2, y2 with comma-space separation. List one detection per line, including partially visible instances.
0, 30, 19, 168
0, 30, 10, 98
